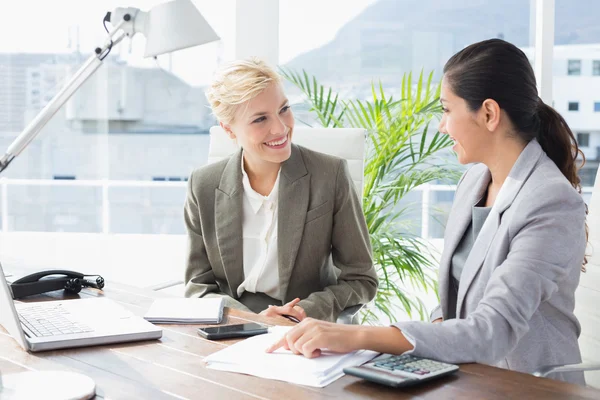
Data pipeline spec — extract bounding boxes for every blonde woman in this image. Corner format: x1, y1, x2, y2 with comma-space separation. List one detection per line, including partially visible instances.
183, 58, 378, 322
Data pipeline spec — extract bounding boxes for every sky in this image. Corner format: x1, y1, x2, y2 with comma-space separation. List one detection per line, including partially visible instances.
0, 0, 375, 86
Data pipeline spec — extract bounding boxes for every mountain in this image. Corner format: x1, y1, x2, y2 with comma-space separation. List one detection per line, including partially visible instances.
284, 0, 600, 89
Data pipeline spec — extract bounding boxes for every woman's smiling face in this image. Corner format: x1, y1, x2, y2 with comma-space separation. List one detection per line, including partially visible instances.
223, 82, 295, 167
438, 77, 489, 165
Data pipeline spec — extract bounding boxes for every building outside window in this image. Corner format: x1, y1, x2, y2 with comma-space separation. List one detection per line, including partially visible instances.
0, 0, 234, 234
577, 132, 590, 147
568, 101, 579, 111
567, 59, 581, 75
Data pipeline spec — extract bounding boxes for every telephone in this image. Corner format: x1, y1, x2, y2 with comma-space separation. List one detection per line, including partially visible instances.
9, 270, 105, 299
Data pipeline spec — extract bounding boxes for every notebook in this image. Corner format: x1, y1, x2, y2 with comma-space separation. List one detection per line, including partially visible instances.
204, 326, 378, 387
144, 297, 224, 324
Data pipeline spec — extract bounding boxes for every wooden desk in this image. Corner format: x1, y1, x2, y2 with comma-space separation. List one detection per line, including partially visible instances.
1, 282, 599, 399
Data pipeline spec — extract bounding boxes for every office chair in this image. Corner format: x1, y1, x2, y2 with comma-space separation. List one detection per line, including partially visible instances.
154, 126, 370, 324
533, 168, 600, 388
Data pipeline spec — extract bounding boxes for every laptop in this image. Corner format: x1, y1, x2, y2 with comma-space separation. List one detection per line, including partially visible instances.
0, 263, 162, 352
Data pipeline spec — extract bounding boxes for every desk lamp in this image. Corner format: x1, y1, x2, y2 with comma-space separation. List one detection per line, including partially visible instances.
0, 0, 219, 174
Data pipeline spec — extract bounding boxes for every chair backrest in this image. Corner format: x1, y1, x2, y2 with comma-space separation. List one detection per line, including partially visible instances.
575, 168, 600, 388
207, 126, 367, 195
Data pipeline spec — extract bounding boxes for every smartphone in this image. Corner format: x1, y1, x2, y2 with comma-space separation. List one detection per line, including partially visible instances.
197, 323, 268, 340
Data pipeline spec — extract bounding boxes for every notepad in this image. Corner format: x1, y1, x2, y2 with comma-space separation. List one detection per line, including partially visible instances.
204, 326, 378, 387
144, 298, 224, 324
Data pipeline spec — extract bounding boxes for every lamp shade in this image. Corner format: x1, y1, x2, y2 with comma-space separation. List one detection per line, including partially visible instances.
143, 0, 220, 58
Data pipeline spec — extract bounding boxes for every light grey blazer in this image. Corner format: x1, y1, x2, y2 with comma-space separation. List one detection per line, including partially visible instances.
394, 140, 587, 385
183, 143, 378, 322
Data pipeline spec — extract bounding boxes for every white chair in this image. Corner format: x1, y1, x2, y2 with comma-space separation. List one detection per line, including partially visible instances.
207, 126, 366, 194
534, 169, 600, 388
155, 127, 369, 324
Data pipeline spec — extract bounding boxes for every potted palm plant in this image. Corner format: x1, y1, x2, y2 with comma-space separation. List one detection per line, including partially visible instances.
281, 69, 459, 324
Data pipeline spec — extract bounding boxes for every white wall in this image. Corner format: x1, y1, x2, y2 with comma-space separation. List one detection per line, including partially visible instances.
551, 46, 600, 160
554, 77, 600, 133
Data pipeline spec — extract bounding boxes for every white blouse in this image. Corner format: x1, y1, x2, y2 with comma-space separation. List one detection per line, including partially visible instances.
236, 154, 282, 300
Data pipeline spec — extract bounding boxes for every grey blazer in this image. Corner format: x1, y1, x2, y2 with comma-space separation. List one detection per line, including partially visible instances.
394, 140, 586, 385
183, 143, 378, 322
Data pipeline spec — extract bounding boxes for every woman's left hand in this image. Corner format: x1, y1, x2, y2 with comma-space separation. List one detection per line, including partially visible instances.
265, 318, 363, 358
259, 298, 307, 322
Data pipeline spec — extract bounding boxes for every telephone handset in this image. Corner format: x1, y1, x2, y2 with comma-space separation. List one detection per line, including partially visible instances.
9, 269, 105, 299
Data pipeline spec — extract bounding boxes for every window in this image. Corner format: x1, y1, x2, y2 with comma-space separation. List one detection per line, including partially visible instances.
595, 102, 600, 112
567, 59, 581, 75
279, 1, 533, 115
1, 0, 234, 235
593, 60, 600, 76
577, 133, 590, 148
568, 102, 579, 111
579, 168, 598, 187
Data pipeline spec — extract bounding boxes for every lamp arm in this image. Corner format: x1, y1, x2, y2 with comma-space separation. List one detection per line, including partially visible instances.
0, 0, 219, 175
0, 21, 128, 174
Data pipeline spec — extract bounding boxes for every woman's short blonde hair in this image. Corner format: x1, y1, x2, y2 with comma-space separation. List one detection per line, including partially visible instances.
205, 57, 281, 124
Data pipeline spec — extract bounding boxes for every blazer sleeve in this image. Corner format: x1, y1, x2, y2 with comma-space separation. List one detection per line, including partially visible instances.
297, 159, 378, 322
392, 182, 586, 365
183, 170, 252, 312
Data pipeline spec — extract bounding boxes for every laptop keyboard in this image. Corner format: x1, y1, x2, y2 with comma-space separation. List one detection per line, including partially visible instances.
18, 304, 93, 337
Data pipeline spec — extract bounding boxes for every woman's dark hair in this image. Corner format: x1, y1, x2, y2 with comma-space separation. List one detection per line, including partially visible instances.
443, 38, 588, 269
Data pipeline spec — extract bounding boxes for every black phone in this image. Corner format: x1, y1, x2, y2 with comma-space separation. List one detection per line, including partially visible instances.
197, 323, 268, 340
9, 269, 105, 299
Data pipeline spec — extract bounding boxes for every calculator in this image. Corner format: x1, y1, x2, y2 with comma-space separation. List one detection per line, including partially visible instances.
343, 353, 459, 388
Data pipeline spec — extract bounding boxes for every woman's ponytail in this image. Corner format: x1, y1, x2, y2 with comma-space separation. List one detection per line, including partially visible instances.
536, 100, 588, 270
536, 100, 585, 193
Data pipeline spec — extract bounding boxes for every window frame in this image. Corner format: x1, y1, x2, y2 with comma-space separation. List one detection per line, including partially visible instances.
593, 60, 600, 76
576, 132, 590, 148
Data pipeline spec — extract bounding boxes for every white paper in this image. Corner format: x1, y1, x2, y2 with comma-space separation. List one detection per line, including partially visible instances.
144, 298, 224, 323
204, 326, 378, 387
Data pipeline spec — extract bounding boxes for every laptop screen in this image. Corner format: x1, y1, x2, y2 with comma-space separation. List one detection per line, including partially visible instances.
0, 263, 29, 350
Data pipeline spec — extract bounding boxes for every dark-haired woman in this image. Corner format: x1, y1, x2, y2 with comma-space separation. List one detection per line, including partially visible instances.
266, 38, 587, 385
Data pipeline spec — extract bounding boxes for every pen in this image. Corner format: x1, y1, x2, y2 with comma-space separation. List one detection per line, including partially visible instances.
282, 314, 300, 323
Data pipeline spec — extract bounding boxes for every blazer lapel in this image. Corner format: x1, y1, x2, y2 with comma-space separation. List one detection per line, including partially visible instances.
438, 168, 491, 318
215, 149, 245, 297
278, 144, 310, 301
455, 140, 545, 315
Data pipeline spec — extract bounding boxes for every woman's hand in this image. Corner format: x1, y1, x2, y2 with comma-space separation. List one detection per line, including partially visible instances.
259, 298, 307, 322
265, 318, 363, 358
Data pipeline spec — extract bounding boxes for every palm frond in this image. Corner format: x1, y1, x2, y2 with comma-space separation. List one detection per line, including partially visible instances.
281, 69, 459, 324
